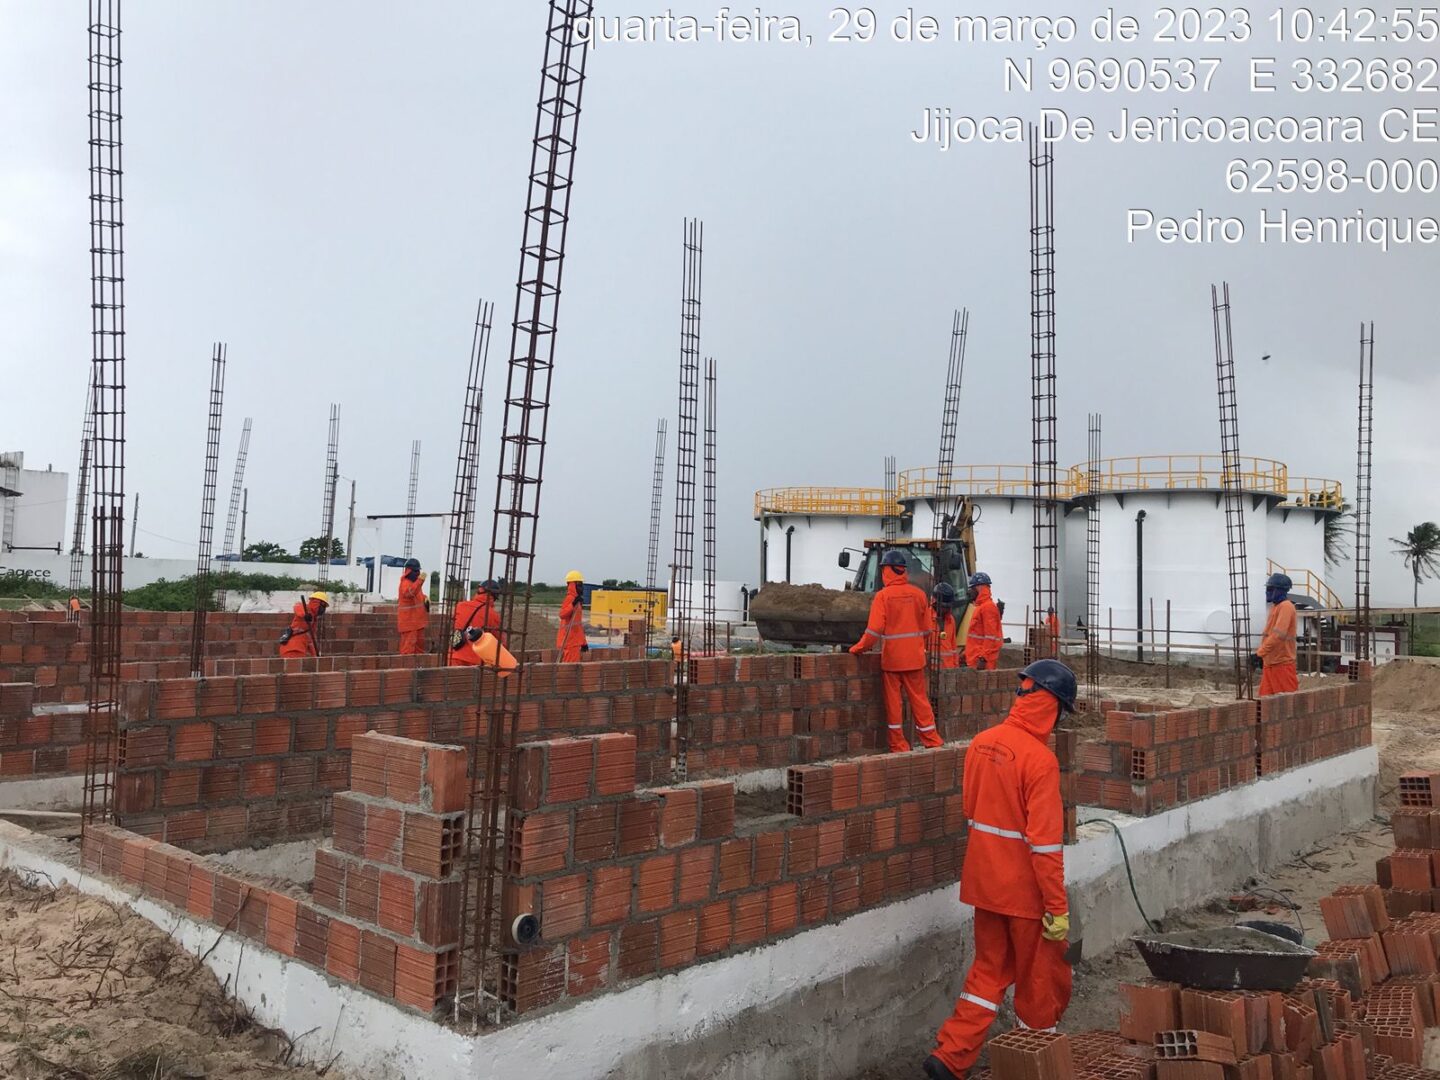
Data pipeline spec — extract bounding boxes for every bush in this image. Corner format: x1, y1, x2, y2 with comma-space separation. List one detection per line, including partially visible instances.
122, 572, 358, 612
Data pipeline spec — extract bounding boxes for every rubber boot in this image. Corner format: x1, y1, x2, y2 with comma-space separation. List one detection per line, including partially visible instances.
923, 1055, 963, 1080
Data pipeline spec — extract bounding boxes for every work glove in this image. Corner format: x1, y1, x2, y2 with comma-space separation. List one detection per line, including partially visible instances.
467, 628, 482, 643
975, 658, 987, 671
1042, 912, 1070, 942
848, 643, 864, 655
1250, 652, 1264, 670
580, 643, 589, 653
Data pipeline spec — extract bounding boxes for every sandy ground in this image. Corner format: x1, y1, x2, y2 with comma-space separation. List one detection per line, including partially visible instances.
0, 871, 340, 1080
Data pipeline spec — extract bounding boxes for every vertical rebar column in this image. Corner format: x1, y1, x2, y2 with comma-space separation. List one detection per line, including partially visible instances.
190, 343, 226, 676
644, 419, 668, 648
1352, 322, 1375, 679
929, 309, 969, 711
932, 309, 968, 544
457, 0, 592, 1026
68, 390, 96, 594
702, 357, 718, 655
1212, 283, 1253, 700
83, 0, 127, 827
403, 441, 421, 560
1085, 414, 1102, 716
672, 219, 703, 781
883, 456, 898, 543
438, 299, 495, 655
221, 417, 252, 557
317, 404, 340, 582
1029, 124, 1059, 662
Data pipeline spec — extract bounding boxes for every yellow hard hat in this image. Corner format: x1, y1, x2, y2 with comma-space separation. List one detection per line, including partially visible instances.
565, 570, 583, 583
309, 591, 330, 605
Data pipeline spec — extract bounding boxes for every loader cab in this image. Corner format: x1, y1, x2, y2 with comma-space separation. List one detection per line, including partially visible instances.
840, 542, 971, 598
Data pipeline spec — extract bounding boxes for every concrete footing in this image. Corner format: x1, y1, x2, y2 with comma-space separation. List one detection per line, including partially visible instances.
0, 746, 1376, 1080
0, 773, 83, 811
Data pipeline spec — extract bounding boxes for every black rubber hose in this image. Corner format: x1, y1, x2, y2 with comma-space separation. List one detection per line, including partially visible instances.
1078, 817, 1159, 933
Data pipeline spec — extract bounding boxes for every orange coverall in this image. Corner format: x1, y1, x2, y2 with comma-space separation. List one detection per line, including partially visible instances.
279, 598, 325, 658
448, 589, 500, 667
849, 565, 943, 753
557, 584, 587, 662
397, 570, 429, 655
1257, 598, 1299, 696
932, 680, 1072, 1075
965, 583, 1003, 670
932, 609, 961, 669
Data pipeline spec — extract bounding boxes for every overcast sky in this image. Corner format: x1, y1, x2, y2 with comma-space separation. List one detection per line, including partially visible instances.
1, 3, 1436, 603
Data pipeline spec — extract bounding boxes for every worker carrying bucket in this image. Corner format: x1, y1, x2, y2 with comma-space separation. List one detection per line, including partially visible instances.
449, 581, 502, 667
925, 658, 1077, 1080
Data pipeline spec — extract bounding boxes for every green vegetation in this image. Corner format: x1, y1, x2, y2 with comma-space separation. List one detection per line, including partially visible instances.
121, 571, 357, 612
298, 536, 346, 562
0, 576, 75, 600
1392, 522, 1440, 607
241, 539, 294, 562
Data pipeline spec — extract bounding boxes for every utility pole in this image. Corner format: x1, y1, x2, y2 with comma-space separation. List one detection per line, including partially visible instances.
346, 479, 357, 567
128, 493, 138, 557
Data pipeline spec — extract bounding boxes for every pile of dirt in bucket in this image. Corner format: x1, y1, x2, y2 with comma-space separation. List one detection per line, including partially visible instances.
750, 582, 873, 623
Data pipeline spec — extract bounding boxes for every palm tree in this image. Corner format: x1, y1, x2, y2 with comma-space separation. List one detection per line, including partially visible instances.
1391, 522, 1440, 606
1324, 499, 1354, 569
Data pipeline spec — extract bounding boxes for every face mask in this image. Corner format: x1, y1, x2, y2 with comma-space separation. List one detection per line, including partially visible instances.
966, 587, 979, 602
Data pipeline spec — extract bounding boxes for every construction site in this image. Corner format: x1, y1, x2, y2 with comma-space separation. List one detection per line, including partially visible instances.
4, 4, 1440, 1080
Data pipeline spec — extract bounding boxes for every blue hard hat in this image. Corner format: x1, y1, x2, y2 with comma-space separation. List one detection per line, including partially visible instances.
881, 550, 907, 568
1019, 659, 1078, 713
933, 582, 957, 604
1265, 572, 1292, 591
968, 571, 992, 587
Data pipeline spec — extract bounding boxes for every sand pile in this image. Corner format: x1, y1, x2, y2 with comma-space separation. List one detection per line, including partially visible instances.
1373, 659, 1440, 713
750, 582, 873, 623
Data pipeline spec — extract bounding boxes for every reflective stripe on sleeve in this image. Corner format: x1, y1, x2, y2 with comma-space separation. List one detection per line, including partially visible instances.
970, 820, 1063, 854
863, 628, 881, 639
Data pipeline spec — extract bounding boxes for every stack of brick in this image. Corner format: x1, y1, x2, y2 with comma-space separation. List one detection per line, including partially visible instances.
1110, 978, 1375, 1080
499, 733, 970, 1015
80, 731, 466, 1014
1, 683, 86, 778
990, 1028, 1075, 1080
1259, 680, 1371, 774
1376, 803, 1440, 916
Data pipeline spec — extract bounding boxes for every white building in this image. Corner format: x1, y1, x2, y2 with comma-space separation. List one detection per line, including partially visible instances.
755, 455, 1344, 651
0, 452, 68, 553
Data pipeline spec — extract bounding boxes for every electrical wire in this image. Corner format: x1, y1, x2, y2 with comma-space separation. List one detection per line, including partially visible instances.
1078, 817, 1159, 932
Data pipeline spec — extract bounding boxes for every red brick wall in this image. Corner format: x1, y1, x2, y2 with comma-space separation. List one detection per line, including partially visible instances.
501, 731, 970, 1014
112, 655, 1014, 851
1077, 678, 1372, 816
0, 683, 87, 779
83, 731, 469, 1015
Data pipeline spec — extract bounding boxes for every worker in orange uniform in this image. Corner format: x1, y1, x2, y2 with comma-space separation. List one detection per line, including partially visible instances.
1046, 606, 1061, 652
671, 636, 684, 665
68, 595, 82, 623
964, 572, 1003, 671
556, 570, 589, 662
279, 592, 329, 658
1254, 572, 1299, 696
931, 583, 961, 669
849, 549, 943, 753
925, 658, 1076, 1080
449, 580, 501, 667
396, 558, 429, 655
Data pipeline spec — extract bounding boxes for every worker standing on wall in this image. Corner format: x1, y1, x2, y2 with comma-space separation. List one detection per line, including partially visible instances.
396, 558, 430, 655
931, 583, 961, 670
849, 549, 943, 753
449, 580, 501, 667
964, 572, 1003, 671
557, 570, 589, 662
1254, 572, 1299, 696
1045, 606, 1061, 653
68, 594, 82, 623
925, 659, 1076, 1080
279, 591, 329, 658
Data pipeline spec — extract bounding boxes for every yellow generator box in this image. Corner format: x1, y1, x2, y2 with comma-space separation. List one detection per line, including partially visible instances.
589, 589, 668, 631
